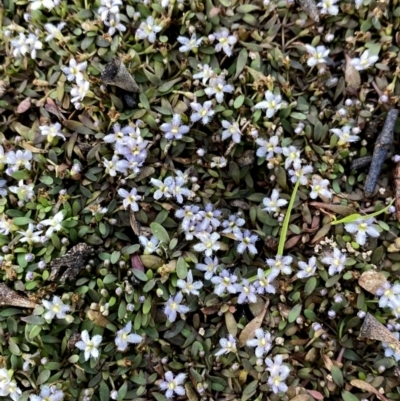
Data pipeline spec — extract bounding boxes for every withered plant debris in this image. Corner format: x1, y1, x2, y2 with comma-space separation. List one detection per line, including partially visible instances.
365, 109, 399, 197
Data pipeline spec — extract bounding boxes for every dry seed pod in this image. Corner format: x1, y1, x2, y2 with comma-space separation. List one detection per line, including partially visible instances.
365, 109, 399, 197
394, 162, 400, 222
359, 313, 400, 352
100, 57, 141, 93
0, 283, 36, 308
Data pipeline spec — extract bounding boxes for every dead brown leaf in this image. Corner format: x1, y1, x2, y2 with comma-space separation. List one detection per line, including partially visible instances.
87, 309, 111, 327
360, 313, 400, 353
345, 54, 361, 90
239, 300, 269, 347
358, 270, 387, 295
350, 379, 389, 401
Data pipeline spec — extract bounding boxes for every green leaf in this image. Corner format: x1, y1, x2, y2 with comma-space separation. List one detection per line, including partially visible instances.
331, 365, 344, 387
288, 304, 302, 323
304, 277, 317, 295
132, 269, 148, 282
13, 217, 35, 226
117, 381, 128, 401
99, 381, 110, 401
235, 48, 248, 79
37, 369, 51, 385
241, 380, 258, 401
236, 4, 260, 12
176, 257, 187, 279
341, 391, 359, 401
150, 222, 170, 244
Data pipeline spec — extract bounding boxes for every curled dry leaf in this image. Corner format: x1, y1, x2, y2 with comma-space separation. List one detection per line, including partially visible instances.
359, 313, 400, 353
394, 162, 400, 222
238, 300, 269, 347
0, 283, 37, 308
131, 254, 144, 272
309, 202, 356, 216
350, 379, 389, 401
358, 270, 387, 295
344, 54, 361, 90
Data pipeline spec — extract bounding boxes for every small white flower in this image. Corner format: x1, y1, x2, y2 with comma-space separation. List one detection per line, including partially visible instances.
8, 180, 35, 202
139, 235, 159, 254
288, 165, 313, 185
159, 371, 186, 399
5, 150, 32, 172
193, 64, 214, 84
221, 120, 241, 143
204, 76, 233, 104
75, 330, 102, 361
297, 256, 317, 278
350, 50, 379, 71
263, 189, 288, 213
210, 156, 227, 168
266, 255, 293, 276
317, 0, 339, 15
195, 256, 220, 280
11, 33, 29, 58
214, 28, 237, 57
321, 248, 346, 275
29, 385, 64, 401
0, 368, 13, 397
26, 34, 43, 59
30, 0, 60, 10
190, 101, 215, 125
309, 175, 332, 199
305, 44, 330, 66
330, 125, 360, 145
193, 232, 220, 257
235, 279, 257, 304
0, 215, 13, 235
39, 122, 66, 142
102, 155, 129, 177
164, 292, 190, 322
282, 146, 302, 170
115, 321, 142, 351
254, 268, 277, 294
235, 230, 258, 254
254, 90, 283, 118
265, 355, 290, 394
17, 223, 42, 245
160, 114, 190, 140
215, 334, 237, 355
344, 218, 380, 246
41, 211, 64, 237
105, 12, 126, 36
70, 79, 90, 104
61, 59, 87, 82
177, 270, 203, 296
98, 0, 122, 21
118, 188, 141, 211
256, 135, 282, 160
136, 16, 162, 43
211, 269, 238, 296
44, 22, 66, 42
246, 328, 272, 357
177, 33, 203, 52
42, 296, 70, 321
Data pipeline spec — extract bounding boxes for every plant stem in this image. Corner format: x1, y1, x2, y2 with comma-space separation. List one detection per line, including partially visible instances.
277, 178, 300, 256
